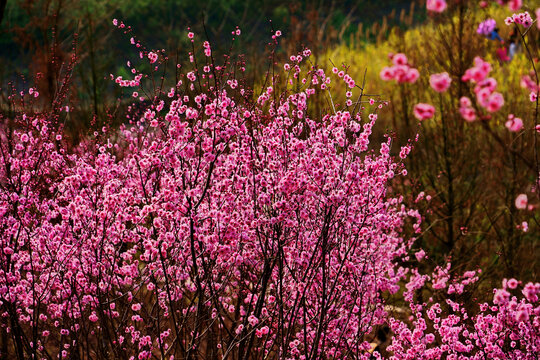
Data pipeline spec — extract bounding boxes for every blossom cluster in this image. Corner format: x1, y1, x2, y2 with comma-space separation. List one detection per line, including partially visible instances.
380, 53, 420, 84
461, 57, 504, 116
504, 11, 534, 27
387, 267, 540, 360
0, 31, 424, 359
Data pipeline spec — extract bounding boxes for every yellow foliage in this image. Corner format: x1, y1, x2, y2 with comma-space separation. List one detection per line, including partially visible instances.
318, 3, 536, 128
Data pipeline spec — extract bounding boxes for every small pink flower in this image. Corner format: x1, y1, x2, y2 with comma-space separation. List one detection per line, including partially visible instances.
460, 96, 472, 107
507, 278, 519, 289
413, 103, 435, 121
392, 53, 408, 66
405, 68, 420, 83
460, 108, 476, 121
515, 194, 528, 209
426, 0, 447, 13
248, 315, 259, 326
505, 114, 523, 132
148, 52, 158, 64
486, 92, 504, 113
429, 72, 452, 92
493, 288, 510, 305
515, 309, 529, 322
380, 66, 395, 81
508, 0, 522, 12
415, 249, 426, 261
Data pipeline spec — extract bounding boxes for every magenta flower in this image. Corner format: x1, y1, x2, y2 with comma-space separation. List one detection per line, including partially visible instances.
414, 103, 436, 120
505, 114, 523, 132
508, 0, 522, 12
426, 0, 447, 13
429, 72, 452, 92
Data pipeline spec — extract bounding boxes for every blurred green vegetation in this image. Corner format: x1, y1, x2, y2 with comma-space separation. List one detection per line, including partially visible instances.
0, 0, 417, 126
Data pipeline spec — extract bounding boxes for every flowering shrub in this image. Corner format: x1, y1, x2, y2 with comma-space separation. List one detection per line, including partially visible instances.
1, 1, 540, 359
0, 26, 428, 359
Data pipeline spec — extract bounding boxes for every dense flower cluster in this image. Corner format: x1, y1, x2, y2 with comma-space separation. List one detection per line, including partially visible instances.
388, 271, 540, 360
2, 1, 540, 357
461, 57, 504, 115
0, 31, 425, 359
380, 53, 420, 84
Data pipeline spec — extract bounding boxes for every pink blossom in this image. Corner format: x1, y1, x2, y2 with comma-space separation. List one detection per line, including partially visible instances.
515, 194, 528, 209
405, 68, 420, 83
392, 53, 408, 66
508, 0, 522, 12
459, 96, 472, 107
486, 92, 504, 112
460, 109, 476, 122
426, 0, 447, 13
415, 249, 426, 261
380, 66, 395, 81
413, 103, 436, 121
506, 11, 534, 27
507, 278, 519, 289
429, 72, 452, 92
148, 52, 158, 64
505, 114, 523, 132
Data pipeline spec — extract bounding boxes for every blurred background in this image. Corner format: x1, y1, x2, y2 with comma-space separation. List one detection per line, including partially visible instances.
0, 0, 420, 119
